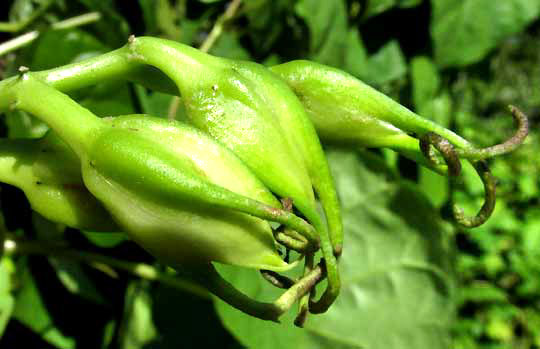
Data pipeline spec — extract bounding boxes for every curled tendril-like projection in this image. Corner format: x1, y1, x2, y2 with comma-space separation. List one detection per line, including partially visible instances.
420, 132, 462, 177
452, 161, 496, 228
260, 270, 296, 289
274, 229, 311, 253
420, 132, 497, 228
457, 105, 529, 161
419, 105, 529, 228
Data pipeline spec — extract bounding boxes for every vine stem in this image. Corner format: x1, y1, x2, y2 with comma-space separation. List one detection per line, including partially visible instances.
199, 0, 243, 53
5, 236, 325, 321
167, 0, 242, 119
0, 12, 102, 57
3, 238, 211, 300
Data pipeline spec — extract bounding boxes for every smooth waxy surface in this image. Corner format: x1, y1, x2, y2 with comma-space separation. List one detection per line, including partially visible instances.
270, 60, 471, 149
80, 115, 292, 270
128, 37, 320, 229
271, 61, 412, 149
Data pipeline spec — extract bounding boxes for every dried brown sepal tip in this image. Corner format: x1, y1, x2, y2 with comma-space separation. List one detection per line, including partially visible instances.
452, 161, 496, 228
260, 270, 295, 289
294, 305, 309, 327
420, 133, 496, 228
457, 105, 529, 160
420, 132, 462, 177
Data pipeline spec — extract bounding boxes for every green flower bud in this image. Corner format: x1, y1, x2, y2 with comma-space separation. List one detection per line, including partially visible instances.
88, 114, 292, 270
0, 74, 318, 271
0, 132, 117, 231
126, 37, 342, 313
128, 38, 320, 234
269, 60, 469, 172
271, 60, 528, 229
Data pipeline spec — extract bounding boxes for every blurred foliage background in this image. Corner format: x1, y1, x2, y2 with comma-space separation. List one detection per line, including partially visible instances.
0, 0, 538, 348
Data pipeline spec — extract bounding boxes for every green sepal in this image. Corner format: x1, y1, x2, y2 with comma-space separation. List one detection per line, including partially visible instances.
270, 60, 471, 173
82, 115, 293, 271
128, 37, 320, 231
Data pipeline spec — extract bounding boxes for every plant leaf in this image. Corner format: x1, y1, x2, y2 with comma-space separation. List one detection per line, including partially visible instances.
431, 0, 540, 68
295, 0, 348, 67
13, 267, 75, 349
215, 149, 456, 349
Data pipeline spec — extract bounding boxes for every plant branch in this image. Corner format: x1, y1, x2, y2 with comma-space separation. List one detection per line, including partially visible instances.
3, 237, 210, 299
0, 12, 101, 57
199, 0, 243, 53
189, 262, 324, 322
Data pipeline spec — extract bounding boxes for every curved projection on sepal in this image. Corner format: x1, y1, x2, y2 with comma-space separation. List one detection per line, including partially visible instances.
125, 37, 342, 314
127, 37, 321, 235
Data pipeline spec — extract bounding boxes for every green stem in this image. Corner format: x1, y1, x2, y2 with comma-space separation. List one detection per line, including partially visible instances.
33, 45, 139, 91
0, 12, 102, 57
199, 0, 243, 53
4, 238, 210, 299
0, 31, 40, 57
0, 74, 102, 157
308, 220, 340, 314
294, 253, 314, 327
189, 263, 323, 322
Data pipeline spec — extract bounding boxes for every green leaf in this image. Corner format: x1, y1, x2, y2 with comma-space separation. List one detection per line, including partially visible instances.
48, 259, 107, 304
295, 0, 348, 67
0, 259, 15, 339
134, 85, 188, 122
364, 40, 407, 85
215, 149, 456, 349
460, 282, 508, 303
138, 0, 158, 34
5, 110, 49, 138
399, 0, 423, 8
209, 32, 252, 61
78, 81, 136, 117
411, 56, 440, 112
364, 0, 397, 18
75, 0, 130, 46
245, 0, 293, 52
418, 167, 448, 208
83, 231, 127, 248
364, 0, 423, 18
31, 29, 106, 71
154, 0, 181, 40
522, 218, 540, 258
431, 0, 540, 68
13, 267, 75, 349
119, 282, 158, 349
344, 29, 368, 78
8, 0, 47, 23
